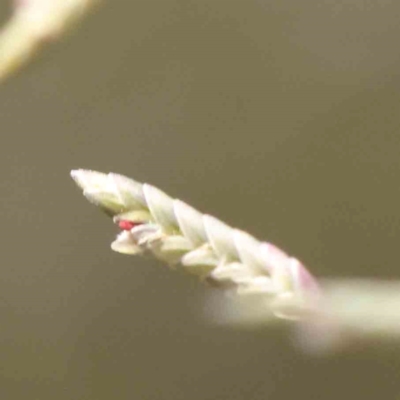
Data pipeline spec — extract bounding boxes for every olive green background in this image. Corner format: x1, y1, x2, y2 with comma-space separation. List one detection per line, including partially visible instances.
1, 0, 400, 398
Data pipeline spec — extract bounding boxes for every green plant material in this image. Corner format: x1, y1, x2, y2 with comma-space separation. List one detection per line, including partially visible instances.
71, 169, 320, 322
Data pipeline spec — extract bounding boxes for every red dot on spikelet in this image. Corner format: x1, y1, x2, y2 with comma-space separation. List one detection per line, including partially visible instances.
118, 220, 140, 231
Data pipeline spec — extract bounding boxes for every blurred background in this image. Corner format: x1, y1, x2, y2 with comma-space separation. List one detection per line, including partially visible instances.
1, 0, 400, 398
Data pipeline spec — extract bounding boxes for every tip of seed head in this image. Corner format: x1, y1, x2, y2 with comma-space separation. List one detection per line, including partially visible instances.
70, 169, 87, 189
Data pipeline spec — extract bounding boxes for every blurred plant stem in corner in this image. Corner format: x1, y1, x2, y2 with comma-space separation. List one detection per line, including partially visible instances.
0, 0, 99, 83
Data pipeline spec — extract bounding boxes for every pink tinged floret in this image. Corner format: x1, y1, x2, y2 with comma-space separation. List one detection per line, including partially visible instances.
290, 259, 321, 296
260, 243, 290, 273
